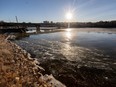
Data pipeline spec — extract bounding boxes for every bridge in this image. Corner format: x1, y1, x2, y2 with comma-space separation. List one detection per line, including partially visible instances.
0, 22, 59, 33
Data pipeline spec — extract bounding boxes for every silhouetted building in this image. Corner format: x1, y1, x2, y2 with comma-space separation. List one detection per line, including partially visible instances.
43, 21, 49, 24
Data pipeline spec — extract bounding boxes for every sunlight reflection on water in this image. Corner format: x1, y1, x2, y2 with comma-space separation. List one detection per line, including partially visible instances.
66, 28, 71, 32
65, 28, 72, 42
66, 31, 71, 38
61, 43, 82, 61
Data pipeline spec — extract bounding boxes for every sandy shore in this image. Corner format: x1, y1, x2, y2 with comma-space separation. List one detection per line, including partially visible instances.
0, 34, 66, 87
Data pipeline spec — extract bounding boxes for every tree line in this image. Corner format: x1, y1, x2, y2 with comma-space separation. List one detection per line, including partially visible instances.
1, 20, 116, 28
56, 20, 116, 28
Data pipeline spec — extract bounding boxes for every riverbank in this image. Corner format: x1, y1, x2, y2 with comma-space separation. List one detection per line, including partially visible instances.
0, 34, 66, 87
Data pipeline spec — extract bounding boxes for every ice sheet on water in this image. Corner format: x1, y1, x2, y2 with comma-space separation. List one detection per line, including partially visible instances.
14, 38, 116, 70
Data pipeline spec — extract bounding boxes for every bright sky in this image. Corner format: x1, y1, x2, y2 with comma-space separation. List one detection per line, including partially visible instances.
0, 0, 116, 22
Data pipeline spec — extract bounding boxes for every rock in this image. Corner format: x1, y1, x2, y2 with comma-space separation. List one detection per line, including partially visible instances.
15, 77, 20, 81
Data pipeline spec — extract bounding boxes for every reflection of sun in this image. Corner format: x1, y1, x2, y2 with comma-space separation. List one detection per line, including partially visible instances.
66, 31, 72, 39
66, 28, 71, 32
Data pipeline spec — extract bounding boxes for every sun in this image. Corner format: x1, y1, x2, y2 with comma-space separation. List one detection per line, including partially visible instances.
66, 12, 73, 20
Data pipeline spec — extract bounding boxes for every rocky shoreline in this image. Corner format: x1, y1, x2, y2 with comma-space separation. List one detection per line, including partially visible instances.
0, 34, 66, 87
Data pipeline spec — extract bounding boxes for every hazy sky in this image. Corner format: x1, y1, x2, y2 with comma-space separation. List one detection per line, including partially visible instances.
0, 0, 116, 22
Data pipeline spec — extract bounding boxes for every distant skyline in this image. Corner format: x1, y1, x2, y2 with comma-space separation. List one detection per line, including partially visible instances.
1, 0, 116, 23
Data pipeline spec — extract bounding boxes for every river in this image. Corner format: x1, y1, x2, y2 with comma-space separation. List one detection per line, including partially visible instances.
14, 28, 116, 87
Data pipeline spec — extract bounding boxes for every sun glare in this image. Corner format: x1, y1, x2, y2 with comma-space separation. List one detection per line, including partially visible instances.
66, 12, 73, 20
